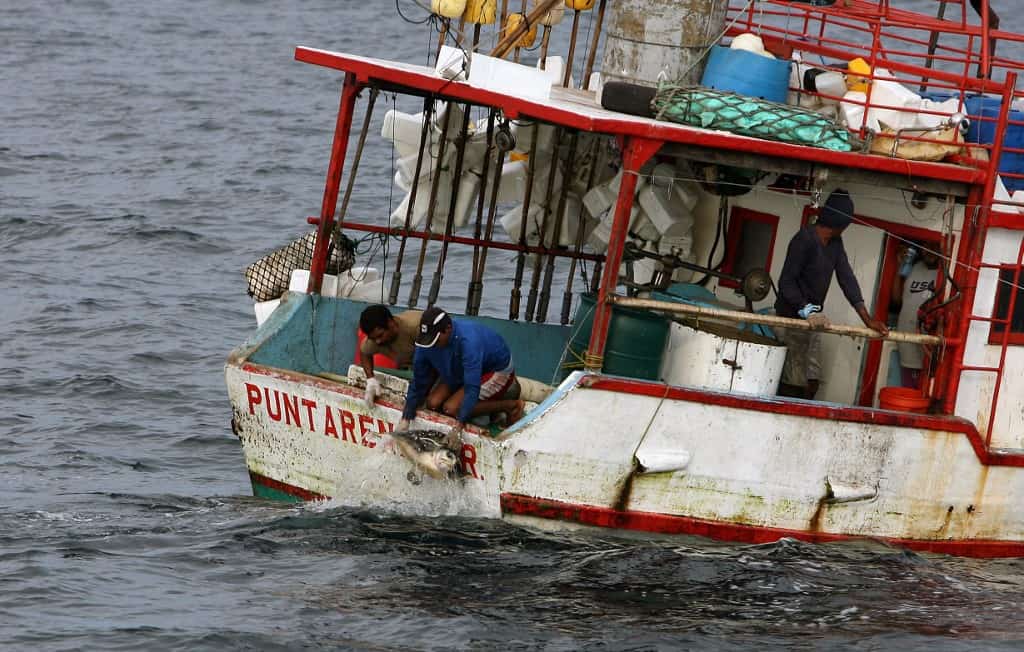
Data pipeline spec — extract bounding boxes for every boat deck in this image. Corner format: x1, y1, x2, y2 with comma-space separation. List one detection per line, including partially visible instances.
296, 47, 986, 193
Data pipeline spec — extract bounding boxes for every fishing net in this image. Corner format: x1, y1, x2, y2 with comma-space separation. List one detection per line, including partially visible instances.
244, 231, 355, 301
653, 85, 853, 152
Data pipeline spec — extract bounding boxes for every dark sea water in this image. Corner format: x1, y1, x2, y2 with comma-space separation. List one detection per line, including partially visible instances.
4, 1, 1024, 649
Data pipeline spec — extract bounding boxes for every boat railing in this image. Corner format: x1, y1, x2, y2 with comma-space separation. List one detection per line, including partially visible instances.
726, 1, 1023, 178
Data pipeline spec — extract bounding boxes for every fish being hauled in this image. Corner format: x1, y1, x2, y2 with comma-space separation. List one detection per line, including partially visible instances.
389, 429, 460, 480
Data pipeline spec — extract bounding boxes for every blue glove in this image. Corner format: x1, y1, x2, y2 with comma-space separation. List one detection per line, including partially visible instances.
798, 303, 822, 319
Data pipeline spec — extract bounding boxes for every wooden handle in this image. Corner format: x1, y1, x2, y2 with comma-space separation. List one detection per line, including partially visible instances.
608, 295, 942, 345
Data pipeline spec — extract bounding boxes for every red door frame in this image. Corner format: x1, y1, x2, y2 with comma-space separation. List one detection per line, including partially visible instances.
853, 218, 945, 407
720, 206, 780, 289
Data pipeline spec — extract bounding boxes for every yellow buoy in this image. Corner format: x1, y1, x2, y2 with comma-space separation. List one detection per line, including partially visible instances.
463, 0, 497, 25
431, 0, 467, 19
505, 13, 537, 48
535, 0, 565, 26
847, 57, 872, 93
565, 0, 595, 9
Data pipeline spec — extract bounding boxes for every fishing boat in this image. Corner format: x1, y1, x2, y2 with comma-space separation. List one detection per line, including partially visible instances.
225, 0, 1024, 557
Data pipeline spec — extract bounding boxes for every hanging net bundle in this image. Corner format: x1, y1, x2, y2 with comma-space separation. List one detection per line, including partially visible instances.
652, 85, 853, 152
244, 231, 355, 302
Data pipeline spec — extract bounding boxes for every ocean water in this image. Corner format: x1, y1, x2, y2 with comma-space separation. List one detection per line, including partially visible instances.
4, 1, 1024, 649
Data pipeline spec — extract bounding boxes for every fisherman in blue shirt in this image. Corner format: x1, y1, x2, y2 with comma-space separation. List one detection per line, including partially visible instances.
397, 307, 524, 448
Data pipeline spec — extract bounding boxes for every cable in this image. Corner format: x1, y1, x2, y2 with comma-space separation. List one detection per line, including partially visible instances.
396, 0, 432, 25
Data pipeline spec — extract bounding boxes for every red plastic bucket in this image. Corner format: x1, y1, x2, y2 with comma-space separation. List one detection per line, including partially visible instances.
878, 387, 930, 413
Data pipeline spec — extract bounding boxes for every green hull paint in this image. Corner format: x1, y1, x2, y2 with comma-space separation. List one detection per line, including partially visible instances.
251, 478, 304, 503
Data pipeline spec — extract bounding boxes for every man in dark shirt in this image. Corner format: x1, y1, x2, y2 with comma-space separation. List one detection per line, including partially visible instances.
775, 189, 889, 399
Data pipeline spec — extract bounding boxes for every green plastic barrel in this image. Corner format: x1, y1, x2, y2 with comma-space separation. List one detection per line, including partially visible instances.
559, 293, 669, 381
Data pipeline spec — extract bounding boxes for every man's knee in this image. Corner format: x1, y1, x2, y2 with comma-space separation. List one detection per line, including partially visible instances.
425, 394, 445, 411
441, 396, 461, 417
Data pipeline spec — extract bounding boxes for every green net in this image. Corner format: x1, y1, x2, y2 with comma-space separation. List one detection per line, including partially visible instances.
653, 85, 853, 152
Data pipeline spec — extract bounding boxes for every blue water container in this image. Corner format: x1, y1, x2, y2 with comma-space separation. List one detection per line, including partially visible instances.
964, 96, 1024, 192
700, 46, 792, 104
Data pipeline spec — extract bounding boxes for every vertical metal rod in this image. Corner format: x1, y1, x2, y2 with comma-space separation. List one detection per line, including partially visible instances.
389, 97, 435, 306
471, 23, 482, 54
563, 10, 581, 88
513, 0, 527, 63
409, 103, 455, 308
470, 131, 510, 316
539, 25, 552, 70
537, 132, 578, 323
510, 122, 542, 320
920, 0, 949, 92
466, 111, 497, 314
436, 20, 450, 63
335, 86, 379, 227
589, 260, 602, 294
308, 73, 360, 294
428, 103, 474, 307
582, 0, 607, 91
561, 139, 601, 324
526, 129, 564, 322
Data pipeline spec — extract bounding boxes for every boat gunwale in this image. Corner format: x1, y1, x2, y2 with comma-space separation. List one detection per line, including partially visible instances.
227, 346, 1024, 469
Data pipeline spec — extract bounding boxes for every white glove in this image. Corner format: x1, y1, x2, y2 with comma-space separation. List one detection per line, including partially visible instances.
807, 312, 831, 329
364, 377, 381, 408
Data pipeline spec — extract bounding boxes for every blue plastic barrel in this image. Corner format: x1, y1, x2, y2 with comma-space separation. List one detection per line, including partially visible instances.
700, 46, 792, 104
964, 96, 1024, 192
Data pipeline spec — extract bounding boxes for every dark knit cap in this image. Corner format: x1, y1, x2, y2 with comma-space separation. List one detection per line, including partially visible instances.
817, 189, 854, 229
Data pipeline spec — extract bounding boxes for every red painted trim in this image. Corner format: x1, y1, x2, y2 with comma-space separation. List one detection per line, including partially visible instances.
293, 49, 984, 187
719, 207, 779, 289
988, 210, 1024, 230
581, 375, 1024, 468
500, 494, 1024, 558
250, 470, 328, 501
587, 137, 658, 369
309, 74, 361, 294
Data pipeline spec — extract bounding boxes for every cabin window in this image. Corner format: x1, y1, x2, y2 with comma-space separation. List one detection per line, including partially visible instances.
720, 207, 779, 288
989, 266, 1024, 345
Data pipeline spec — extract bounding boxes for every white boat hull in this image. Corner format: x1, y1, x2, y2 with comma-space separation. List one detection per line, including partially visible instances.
226, 360, 1024, 557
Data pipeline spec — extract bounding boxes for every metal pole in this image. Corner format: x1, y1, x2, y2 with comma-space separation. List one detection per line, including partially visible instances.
308, 73, 360, 294
526, 129, 564, 322
467, 111, 497, 313
539, 25, 552, 70
920, 0, 948, 93
537, 131, 578, 323
335, 86, 379, 227
470, 132, 511, 316
563, 10, 581, 88
510, 122, 542, 320
582, 0, 607, 91
428, 103, 474, 306
585, 136, 660, 372
561, 139, 601, 324
389, 97, 435, 305
409, 103, 455, 308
